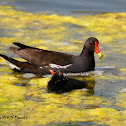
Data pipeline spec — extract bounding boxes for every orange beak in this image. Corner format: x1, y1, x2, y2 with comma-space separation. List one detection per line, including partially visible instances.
95, 42, 103, 59
50, 70, 55, 75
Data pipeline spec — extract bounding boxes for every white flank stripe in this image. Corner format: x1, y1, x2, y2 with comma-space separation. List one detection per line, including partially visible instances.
49, 64, 72, 69
7, 61, 20, 70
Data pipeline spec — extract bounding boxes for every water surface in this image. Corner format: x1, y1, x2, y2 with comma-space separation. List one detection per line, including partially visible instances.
0, 2, 126, 126
0, 0, 126, 14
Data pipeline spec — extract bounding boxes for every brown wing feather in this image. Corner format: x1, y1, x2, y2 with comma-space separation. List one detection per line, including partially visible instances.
10, 44, 73, 66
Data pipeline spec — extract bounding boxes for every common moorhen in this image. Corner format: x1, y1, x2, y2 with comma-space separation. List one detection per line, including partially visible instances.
47, 70, 87, 93
0, 37, 103, 75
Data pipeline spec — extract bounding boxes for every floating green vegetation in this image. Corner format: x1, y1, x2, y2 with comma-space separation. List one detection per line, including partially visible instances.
0, 5, 126, 126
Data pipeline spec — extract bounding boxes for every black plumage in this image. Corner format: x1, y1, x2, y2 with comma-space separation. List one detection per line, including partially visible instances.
47, 70, 87, 94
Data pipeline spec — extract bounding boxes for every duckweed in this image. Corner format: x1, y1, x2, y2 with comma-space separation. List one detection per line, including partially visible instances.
116, 93, 126, 108
29, 77, 50, 88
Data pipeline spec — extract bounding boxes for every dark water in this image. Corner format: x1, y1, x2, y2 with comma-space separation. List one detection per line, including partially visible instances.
0, 0, 126, 14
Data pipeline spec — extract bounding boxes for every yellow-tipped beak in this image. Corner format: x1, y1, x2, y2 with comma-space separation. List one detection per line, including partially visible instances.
95, 42, 103, 59
50, 70, 55, 75
98, 52, 103, 59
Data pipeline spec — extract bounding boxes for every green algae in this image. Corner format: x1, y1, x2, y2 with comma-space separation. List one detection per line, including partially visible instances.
0, 5, 126, 126
116, 93, 126, 109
